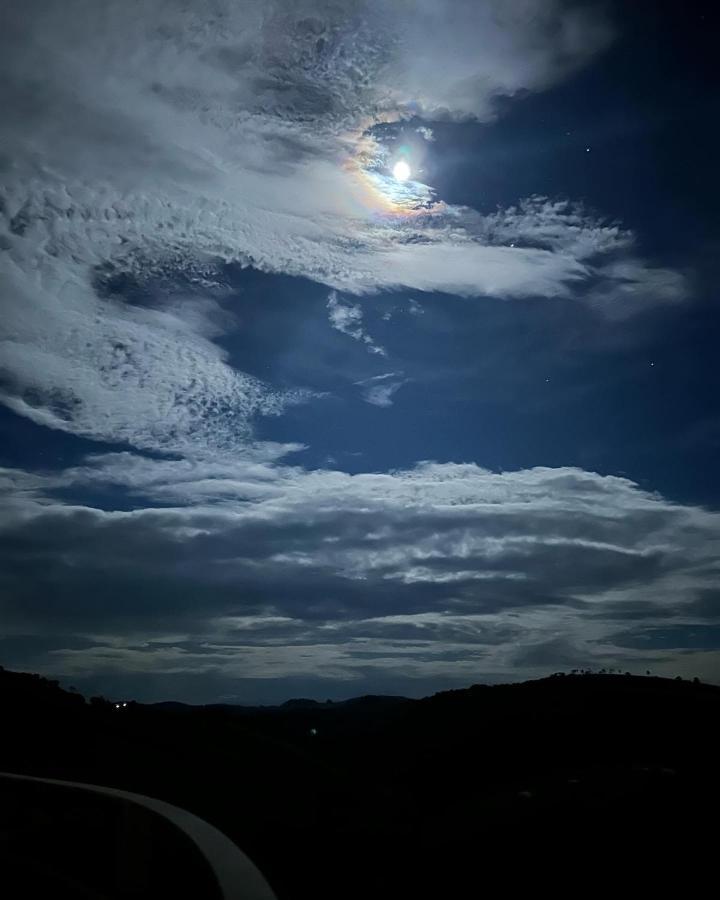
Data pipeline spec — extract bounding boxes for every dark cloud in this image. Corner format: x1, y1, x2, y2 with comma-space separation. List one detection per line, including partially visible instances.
513, 637, 590, 669
2, 455, 719, 697
685, 590, 720, 618
608, 625, 720, 652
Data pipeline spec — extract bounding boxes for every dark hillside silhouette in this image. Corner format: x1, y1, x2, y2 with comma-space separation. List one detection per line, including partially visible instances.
1, 665, 719, 897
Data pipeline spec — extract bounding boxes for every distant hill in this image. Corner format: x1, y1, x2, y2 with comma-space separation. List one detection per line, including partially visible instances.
2, 665, 719, 898
0, 665, 86, 710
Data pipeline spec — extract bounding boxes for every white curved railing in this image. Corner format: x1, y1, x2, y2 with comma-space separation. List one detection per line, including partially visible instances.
0, 771, 277, 900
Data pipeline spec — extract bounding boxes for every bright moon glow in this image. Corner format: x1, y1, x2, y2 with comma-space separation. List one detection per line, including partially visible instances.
393, 160, 411, 182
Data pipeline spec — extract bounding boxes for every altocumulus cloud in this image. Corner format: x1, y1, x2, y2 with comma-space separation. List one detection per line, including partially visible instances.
2, 454, 720, 700
1, 0, 687, 454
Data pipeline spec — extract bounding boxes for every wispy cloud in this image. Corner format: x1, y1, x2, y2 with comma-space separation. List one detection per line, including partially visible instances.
2, 454, 720, 697
354, 372, 407, 407
327, 291, 386, 356
0, 0, 679, 456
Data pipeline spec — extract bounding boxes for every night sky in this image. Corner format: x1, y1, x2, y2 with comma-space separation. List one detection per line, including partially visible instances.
1, 1, 719, 703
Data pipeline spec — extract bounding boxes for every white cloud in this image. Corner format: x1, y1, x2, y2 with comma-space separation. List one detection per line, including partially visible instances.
354, 372, 407, 407
327, 291, 386, 355
0, 0, 682, 456
586, 261, 690, 318
478, 197, 634, 258
362, 382, 404, 407
382, 0, 614, 122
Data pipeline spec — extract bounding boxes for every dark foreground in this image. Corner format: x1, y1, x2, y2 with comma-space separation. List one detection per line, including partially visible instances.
1, 667, 718, 897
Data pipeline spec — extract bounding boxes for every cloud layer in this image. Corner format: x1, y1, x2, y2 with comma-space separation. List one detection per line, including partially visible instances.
0, 2, 705, 701
2, 453, 719, 699
1, 0, 686, 454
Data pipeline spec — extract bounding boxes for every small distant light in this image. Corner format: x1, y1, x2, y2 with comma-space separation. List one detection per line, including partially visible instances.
310, 727, 318, 736
585, 147, 591, 152
115, 703, 121, 709
122, 702, 127, 707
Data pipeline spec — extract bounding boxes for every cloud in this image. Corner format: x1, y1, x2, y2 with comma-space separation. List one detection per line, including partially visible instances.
354, 372, 407, 406
468, 197, 689, 310
0, 262, 310, 454
585, 261, 690, 319
0, 2, 703, 702
0, 0, 680, 456
2, 453, 720, 697
327, 291, 386, 355
362, 381, 404, 407
381, 0, 614, 122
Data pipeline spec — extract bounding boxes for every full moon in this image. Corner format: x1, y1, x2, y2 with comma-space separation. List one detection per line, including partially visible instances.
393, 160, 411, 182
